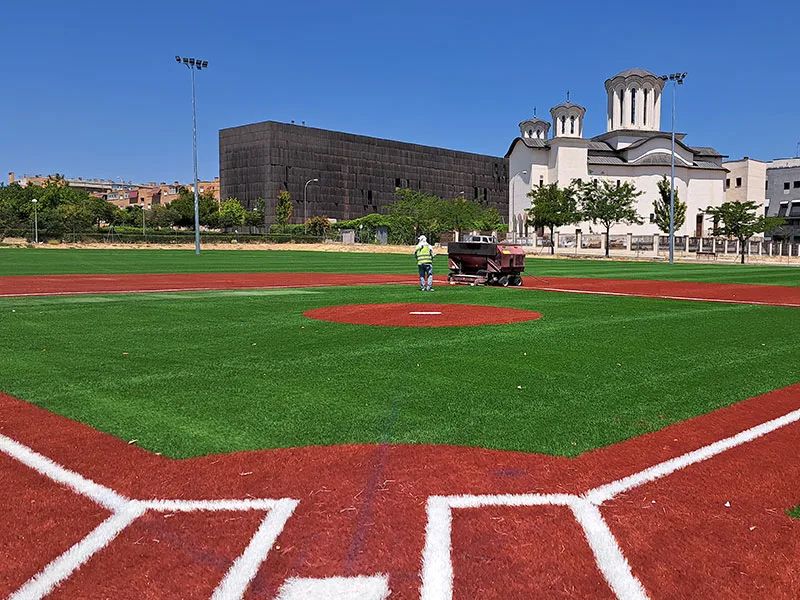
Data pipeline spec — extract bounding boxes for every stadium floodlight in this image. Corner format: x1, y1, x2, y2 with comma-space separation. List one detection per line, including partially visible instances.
175, 56, 209, 255
304, 178, 320, 227
659, 71, 688, 264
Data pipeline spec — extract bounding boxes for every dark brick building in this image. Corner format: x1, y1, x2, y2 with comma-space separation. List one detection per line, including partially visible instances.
219, 121, 508, 224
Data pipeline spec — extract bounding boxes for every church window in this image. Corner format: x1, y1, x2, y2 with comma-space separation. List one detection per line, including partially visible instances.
560, 115, 566, 134
631, 88, 637, 125
528, 129, 533, 137
570, 115, 575, 134
643, 89, 648, 125
618, 89, 624, 127
736, 177, 742, 187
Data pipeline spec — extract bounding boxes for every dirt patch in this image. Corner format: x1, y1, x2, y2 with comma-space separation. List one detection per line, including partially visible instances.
303, 303, 543, 327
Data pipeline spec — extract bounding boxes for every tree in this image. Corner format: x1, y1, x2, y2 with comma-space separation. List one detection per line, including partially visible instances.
653, 176, 687, 234
275, 190, 293, 231
526, 183, 581, 255
474, 207, 507, 234
389, 189, 443, 240
217, 199, 247, 229
705, 201, 785, 264
305, 215, 331, 237
245, 198, 265, 227
441, 197, 481, 234
168, 188, 218, 227
576, 179, 643, 257
149, 205, 181, 229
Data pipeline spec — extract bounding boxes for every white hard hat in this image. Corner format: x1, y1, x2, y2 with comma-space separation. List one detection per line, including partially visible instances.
418, 235, 427, 243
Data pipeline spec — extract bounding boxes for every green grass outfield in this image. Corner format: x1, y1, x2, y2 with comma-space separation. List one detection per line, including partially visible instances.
1, 246, 799, 285
789, 506, 800, 519
2, 283, 797, 458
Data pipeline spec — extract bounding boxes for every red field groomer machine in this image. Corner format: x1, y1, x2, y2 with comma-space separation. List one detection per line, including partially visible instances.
447, 236, 526, 286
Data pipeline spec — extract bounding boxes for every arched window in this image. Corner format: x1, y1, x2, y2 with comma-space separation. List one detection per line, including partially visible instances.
618, 89, 624, 127
643, 89, 649, 126
630, 88, 637, 125
528, 129, 533, 138
560, 115, 566, 134
570, 115, 576, 134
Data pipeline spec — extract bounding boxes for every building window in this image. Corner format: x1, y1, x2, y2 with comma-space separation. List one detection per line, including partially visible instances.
528, 129, 533, 137
618, 89, 624, 127
560, 115, 566, 134
570, 115, 575, 134
616, 179, 621, 187
794, 181, 800, 188
539, 176, 544, 187
643, 89, 648, 125
735, 177, 742, 187
765, 181, 768, 190
785, 182, 791, 190
649, 213, 655, 223
630, 88, 636, 124
725, 178, 730, 189
395, 178, 401, 188
778, 204, 788, 216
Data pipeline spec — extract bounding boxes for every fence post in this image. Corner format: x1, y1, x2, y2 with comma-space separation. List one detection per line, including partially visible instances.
653, 234, 659, 256
554, 232, 560, 254
626, 232, 632, 251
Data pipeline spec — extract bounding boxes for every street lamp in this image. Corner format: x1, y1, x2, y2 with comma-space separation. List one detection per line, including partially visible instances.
510, 169, 528, 242
659, 71, 687, 264
303, 178, 319, 225
175, 55, 209, 255
31, 198, 38, 244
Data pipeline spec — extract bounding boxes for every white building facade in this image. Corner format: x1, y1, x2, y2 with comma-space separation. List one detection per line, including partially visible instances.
507, 68, 727, 239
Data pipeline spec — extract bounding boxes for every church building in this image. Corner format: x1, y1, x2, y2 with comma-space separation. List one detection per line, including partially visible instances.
506, 68, 727, 238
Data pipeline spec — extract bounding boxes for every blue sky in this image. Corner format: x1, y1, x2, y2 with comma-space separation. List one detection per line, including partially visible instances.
2, 0, 799, 184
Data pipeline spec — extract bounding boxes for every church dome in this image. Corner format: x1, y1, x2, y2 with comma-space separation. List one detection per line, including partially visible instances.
604, 68, 664, 133
608, 67, 658, 80
549, 101, 586, 138
519, 116, 550, 140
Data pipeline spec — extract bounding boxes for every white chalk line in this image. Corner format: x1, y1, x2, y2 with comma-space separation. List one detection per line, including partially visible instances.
0, 434, 298, 600
410, 311, 443, 315
525, 285, 800, 308
420, 404, 800, 600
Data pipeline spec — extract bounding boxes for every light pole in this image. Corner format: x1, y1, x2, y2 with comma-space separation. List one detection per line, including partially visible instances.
659, 72, 687, 264
175, 55, 208, 255
303, 178, 319, 225
510, 169, 528, 242
31, 198, 38, 244
141, 204, 148, 238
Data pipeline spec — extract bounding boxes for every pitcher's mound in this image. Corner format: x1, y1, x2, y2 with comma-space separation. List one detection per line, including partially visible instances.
303, 303, 542, 327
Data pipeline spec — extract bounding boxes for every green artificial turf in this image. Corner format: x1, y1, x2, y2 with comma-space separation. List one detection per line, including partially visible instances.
0, 246, 799, 286
1, 284, 798, 458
